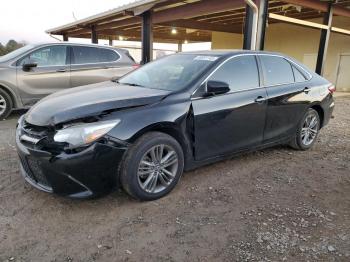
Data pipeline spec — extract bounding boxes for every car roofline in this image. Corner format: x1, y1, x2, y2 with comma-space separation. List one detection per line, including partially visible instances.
30, 42, 125, 50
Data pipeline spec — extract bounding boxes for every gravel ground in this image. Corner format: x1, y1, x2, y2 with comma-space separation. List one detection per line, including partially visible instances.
0, 95, 349, 262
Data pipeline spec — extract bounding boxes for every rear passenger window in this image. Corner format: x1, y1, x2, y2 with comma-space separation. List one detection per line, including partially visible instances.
72, 46, 99, 64
209, 56, 259, 91
99, 48, 120, 62
292, 66, 307, 82
260, 56, 294, 86
72, 47, 120, 64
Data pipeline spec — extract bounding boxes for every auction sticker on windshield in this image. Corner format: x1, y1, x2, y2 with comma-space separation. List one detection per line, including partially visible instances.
193, 56, 219, 61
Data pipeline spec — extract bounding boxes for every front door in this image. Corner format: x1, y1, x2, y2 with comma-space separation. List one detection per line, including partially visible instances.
192, 55, 267, 161
16, 45, 70, 106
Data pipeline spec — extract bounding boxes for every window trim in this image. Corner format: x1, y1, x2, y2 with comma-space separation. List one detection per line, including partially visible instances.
257, 54, 312, 88
207, 55, 261, 93
192, 53, 262, 99
11, 44, 122, 68
258, 55, 295, 87
70, 46, 121, 66
192, 53, 313, 99
291, 64, 308, 83
14, 45, 69, 68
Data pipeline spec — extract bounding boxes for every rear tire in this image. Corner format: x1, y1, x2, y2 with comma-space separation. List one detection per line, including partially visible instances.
0, 89, 13, 120
289, 108, 320, 150
120, 132, 184, 201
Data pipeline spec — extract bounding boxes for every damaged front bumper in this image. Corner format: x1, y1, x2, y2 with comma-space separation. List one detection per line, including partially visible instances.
16, 116, 128, 198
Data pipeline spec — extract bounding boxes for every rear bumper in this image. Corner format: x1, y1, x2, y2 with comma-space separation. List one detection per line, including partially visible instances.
16, 126, 127, 198
321, 94, 335, 127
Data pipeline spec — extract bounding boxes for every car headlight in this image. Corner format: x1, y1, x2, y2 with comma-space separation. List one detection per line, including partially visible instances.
54, 119, 120, 147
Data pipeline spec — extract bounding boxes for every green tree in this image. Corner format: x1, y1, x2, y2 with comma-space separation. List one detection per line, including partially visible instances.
0, 43, 5, 56
0, 40, 25, 56
6, 40, 24, 53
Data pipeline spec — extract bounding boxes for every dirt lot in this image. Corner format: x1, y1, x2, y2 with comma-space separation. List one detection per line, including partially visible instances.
0, 95, 349, 262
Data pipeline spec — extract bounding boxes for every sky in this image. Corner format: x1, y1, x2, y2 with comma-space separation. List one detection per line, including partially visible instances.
0, 0, 140, 44
0, 0, 210, 51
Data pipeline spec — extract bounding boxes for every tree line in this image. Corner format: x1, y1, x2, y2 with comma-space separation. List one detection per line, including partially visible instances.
0, 40, 26, 56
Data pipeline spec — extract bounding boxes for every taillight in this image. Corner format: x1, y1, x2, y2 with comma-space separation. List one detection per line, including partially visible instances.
328, 84, 336, 94
132, 64, 140, 70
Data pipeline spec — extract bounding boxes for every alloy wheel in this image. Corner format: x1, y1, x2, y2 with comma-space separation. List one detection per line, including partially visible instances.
301, 113, 318, 146
0, 94, 6, 116
137, 144, 179, 194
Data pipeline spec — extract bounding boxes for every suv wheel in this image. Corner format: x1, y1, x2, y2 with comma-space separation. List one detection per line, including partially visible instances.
0, 89, 13, 120
290, 108, 320, 150
120, 132, 184, 201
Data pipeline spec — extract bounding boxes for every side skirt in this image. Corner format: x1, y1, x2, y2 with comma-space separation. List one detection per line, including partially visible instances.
184, 136, 292, 171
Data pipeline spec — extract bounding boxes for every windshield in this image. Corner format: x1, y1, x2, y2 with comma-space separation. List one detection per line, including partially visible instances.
118, 54, 219, 91
0, 44, 35, 63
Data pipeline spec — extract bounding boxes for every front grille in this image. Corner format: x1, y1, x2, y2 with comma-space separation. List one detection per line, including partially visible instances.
19, 155, 36, 181
27, 158, 50, 187
19, 155, 51, 189
20, 121, 60, 152
22, 121, 50, 140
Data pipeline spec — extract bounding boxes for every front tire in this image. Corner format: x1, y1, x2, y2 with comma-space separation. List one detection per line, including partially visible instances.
120, 132, 184, 201
290, 108, 320, 150
0, 89, 13, 120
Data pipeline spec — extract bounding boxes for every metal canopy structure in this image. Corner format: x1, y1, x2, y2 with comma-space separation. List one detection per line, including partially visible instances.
47, 0, 350, 42
46, 0, 350, 70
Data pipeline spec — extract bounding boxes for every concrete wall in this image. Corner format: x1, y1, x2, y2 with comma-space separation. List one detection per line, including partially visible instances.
210, 16, 350, 91
211, 31, 243, 49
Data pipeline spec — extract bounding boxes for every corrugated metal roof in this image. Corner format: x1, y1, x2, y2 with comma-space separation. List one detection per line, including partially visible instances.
46, 0, 158, 33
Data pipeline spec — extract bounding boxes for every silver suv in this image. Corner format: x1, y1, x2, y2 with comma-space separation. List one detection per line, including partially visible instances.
0, 42, 137, 119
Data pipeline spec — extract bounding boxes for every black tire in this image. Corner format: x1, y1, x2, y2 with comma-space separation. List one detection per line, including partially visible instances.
289, 108, 320, 150
120, 132, 184, 201
0, 89, 13, 120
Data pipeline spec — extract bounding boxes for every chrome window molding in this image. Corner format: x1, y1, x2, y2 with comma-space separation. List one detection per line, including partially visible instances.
11, 43, 122, 68
70, 47, 121, 66
191, 86, 263, 101
191, 53, 313, 99
11, 44, 69, 68
257, 53, 313, 83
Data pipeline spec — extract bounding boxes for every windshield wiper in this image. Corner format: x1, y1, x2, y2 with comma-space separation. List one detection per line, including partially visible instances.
120, 82, 145, 87
111, 77, 119, 83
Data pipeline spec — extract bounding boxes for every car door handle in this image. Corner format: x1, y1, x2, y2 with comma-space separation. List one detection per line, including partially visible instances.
56, 69, 66, 72
303, 87, 311, 93
255, 96, 266, 103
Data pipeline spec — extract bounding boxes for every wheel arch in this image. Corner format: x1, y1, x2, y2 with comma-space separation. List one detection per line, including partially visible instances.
128, 121, 194, 168
310, 104, 325, 128
0, 84, 19, 108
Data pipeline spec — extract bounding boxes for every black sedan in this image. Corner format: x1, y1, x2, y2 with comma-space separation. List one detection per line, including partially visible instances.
16, 51, 335, 200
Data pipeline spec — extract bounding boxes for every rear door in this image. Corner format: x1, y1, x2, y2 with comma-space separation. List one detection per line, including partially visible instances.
192, 55, 267, 160
259, 55, 311, 142
70, 46, 131, 87
16, 45, 70, 106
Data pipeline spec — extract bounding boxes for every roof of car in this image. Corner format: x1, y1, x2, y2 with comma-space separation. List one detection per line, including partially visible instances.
32, 42, 124, 50
30, 44, 282, 57
180, 49, 284, 56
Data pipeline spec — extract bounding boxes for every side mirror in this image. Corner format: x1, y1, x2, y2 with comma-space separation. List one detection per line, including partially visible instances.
22, 62, 37, 72
205, 80, 230, 96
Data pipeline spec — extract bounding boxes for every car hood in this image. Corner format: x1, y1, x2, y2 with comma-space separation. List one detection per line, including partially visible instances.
25, 81, 171, 126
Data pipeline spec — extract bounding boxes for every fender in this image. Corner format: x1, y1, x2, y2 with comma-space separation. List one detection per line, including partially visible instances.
0, 82, 22, 108
106, 98, 195, 169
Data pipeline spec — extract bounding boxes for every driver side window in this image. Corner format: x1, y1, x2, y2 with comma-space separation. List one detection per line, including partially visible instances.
18, 46, 67, 67
208, 55, 260, 92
